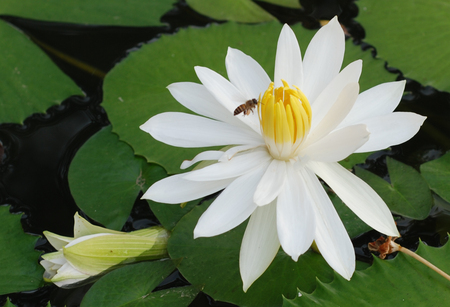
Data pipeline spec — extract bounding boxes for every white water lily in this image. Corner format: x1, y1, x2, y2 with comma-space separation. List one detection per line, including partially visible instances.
40, 212, 169, 288
140, 17, 426, 291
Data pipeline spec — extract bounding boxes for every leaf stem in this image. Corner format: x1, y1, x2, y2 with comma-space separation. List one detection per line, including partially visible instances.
397, 244, 450, 282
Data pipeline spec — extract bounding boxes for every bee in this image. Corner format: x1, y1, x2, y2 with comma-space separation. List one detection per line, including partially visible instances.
234, 98, 258, 116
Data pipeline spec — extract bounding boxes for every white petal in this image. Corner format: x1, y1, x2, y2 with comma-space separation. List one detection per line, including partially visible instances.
276, 165, 315, 261
274, 24, 303, 88
307, 161, 399, 236
167, 82, 243, 127
226, 47, 271, 99
184, 148, 271, 181
338, 80, 406, 128
302, 124, 369, 162
140, 112, 261, 148
355, 112, 426, 153
302, 16, 345, 103
51, 262, 90, 288
240, 202, 280, 292
180, 150, 224, 169
300, 166, 355, 280
219, 144, 263, 162
195, 66, 261, 132
43, 231, 73, 250
310, 60, 362, 129
194, 162, 270, 238
254, 159, 287, 206
142, 173, 232, 204
305, 83, 360, 146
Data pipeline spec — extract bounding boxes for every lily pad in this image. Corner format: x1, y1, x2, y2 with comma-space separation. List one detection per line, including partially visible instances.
355, 157, 432, 220
0, 0, 175, 26
186, 0, 276, 23
0, 20, 82, 124
259, 0, 301, 8
0, 206, 44, 295
168, 199, 336, 307
357, 0, 450, 91
420, 152, 450, 203
103, 22, 394, 174
338, 152, 373, 170
284, 240, 450, 306
68, 126, 167, 230
80, 260, 197, 307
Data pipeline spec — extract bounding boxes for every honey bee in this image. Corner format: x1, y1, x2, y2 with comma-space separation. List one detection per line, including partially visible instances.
234, 98, 258, 116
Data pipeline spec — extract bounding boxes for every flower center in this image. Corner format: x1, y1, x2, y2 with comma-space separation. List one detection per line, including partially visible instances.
258, 80, 312, 160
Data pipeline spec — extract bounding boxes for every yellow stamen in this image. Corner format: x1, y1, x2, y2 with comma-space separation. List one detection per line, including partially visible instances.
258, 80, 312, 160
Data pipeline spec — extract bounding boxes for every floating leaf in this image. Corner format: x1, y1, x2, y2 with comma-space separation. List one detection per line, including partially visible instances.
0, 0, 175, 26
420, 152, 450, 203
357, 0, 450, 91
103, 22, 394, 174
355, 157, 432, 220
0, 206, 44, 295
0, 20, 82, 124
68, 126, 167, 230
259, 0, 301, 8
169, 199, 338, 307
80, 260, 194, 307
284, 240, 450, 306
338, 152, 373, 169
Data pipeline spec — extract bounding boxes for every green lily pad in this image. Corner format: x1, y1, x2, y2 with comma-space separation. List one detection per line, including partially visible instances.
186, 0, 276, 23
103, 22, 394, 174
0, 20, 82, 124
168, 199, 336, 307
284, 240, 450, 306
0, 0, 175, 26
338, 152, 373, 170
0, 206, 44, 295
80, 260, 196, 307
357, 0, 450, 91
355, 157, 432, 220
68, 126, 167, 230
259, 0, 301, 8
420, 152, 450, 203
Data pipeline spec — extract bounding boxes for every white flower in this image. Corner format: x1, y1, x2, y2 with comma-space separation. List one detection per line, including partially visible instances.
140, 17, 426, 291
40, 212, 169, 288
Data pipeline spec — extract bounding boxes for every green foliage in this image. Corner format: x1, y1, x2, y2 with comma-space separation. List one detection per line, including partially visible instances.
68, 126, 167, 230
283, 240, 450, 306
421, 152, 450, 203
103, 21, 394, 174
0, 206, 44, 295
0, 0, 175, 26
357, 0, 450, 91
355, 157, 432, 219
186, 0, 276, 22
0, 20, 82, 124
338, 152, 373, 169
80, 260, 198, 307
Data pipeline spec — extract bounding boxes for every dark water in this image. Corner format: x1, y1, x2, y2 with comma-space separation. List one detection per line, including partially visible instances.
0, 0, 449, 306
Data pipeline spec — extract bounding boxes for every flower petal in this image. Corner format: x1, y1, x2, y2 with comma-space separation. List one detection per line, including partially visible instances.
194, 162, 270, 238
310, 60, 362, 128
302, 16, 345, 103
180, 150, 224, 170
338, 80, 406, 128
140, 112, 261, 148
219, 144, 263, 162
307, 161, 399, 236
226, 47, 271, 99
274, 24, 303, 88
195, 66, 261, 132
184, 148, 271, 181
240, 202, 280, 292
300, 166, 355, 280
302, 124, 369, 162
354, 112, 426, 153
167, 82, 249, 129
254, 159, 287, 206
305, 82, 360, 147
276, 165, 315, 261
142, 172, 232, 204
